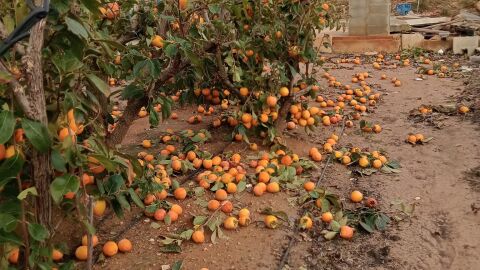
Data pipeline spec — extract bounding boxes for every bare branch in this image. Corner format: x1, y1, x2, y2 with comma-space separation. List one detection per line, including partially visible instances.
0, 61, 33, 116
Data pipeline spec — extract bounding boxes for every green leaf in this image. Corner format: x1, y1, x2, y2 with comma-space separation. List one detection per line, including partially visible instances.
59, 261, 75, 270
132, 60, 149, 77
28, 223, 49, 241
111, 199, 124, 218
0, 111, 15, 144
385, 160, 402, 169
0, 213, 18, 232
260, 208, 289, 222
359, 221, 374, 233
330, 220, 340, 232
164, 44, 178, 58
179, 230, 193, 240
149, 105, 159, 127
50, 174, 80, 204
128, 188, 145, 209
82, 220, 96, 235
86, 73, 110, 97
206, 213, 224, 232
159, 243, 181, 253
217, 227, 227, 239
17, 187, 38, 200
21, 119, 52, 153
95, 39, 127, 51
65, 17, 89, 39
80, 0, 101, 14
210, 181, 224, 192
375, 214, 389, 231
209, 4, 221, 13
193, 216, 207, 226
104, 174, 124, 195
51, 149, 67, 172
0, 70, 13, 83
172, 260, 183, 270
0, 231, 23, 246
116, 193, 131, 211
0, 153, 24, 181
90, 154, 117, 171
323, 231, 337, 240
164, 214, 171, 225
52, 0, 70, 14
237, 181, 246, 193
210, 229, 217, 244
121, 84, 145, 100
52, 51, 84, 74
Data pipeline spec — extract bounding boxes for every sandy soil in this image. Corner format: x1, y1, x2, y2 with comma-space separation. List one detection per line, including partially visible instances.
64, 55, 480, 270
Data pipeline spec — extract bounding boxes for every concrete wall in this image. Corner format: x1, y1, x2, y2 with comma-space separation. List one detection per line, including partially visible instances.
349, 0, 390, 36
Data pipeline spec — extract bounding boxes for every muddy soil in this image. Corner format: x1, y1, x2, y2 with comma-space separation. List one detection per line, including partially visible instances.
67, 56, 480, 270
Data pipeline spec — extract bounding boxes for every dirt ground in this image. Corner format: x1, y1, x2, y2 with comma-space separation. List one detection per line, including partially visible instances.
67, 54, 480, 270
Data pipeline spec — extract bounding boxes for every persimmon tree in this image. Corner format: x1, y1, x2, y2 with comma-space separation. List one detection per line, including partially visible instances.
0, 0, 339, 269
106, 0, 341, 145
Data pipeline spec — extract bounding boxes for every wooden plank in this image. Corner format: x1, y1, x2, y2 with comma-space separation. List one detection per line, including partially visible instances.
401, 17, 451, 26
411, 27, 451, 37
390, 17, 412, 32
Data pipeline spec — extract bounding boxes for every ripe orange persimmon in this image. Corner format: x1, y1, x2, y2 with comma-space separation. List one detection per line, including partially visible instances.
264, 215, 278, 229
253, 183, 265, 196
350, 190, 363, 203
174, 188, 187, 200
340, 225, 354, 239
266, 96, 277, 107
215, 189, 228, 201
81, 235, 99, 247
52, 249, 63, 261
75, 246, 88, 261
266, 182, 280, 193
321, 212, 333, 223
207, 199, 220, 211
170, 204, 183, 215
102, 241, 118, 257
303, 181, 315, 191
192, 230, 205, 244
118, 239, 132, 253
221, 200, 233, 213
223, 216, 238, 230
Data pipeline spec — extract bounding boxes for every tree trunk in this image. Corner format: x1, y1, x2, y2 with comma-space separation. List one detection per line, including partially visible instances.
106, 58, 188, 146
106, 96, 148, 147
22, 15, 51, 227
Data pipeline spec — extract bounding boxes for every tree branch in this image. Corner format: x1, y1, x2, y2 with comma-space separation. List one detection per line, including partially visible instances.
215, 46, 241, 97
106, 57, 189, 147
0, 61, 33, 116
